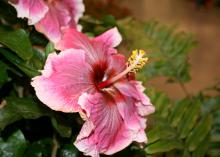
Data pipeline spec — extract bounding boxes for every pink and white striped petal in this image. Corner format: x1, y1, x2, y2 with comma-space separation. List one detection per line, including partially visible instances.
31, 49, 93, 112
10, 0, 48, 25
92, 27, 122, 48
75, 92, 150, 157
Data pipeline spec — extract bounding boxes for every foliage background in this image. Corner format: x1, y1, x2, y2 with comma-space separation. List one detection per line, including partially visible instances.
0, 0, 220, 157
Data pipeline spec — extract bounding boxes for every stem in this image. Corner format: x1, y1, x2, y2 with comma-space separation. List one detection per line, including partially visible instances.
177, 79, 191, 99
51, 134, 59, 157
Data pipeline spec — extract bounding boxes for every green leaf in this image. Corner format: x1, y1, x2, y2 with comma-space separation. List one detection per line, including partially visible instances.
147, 123, 176, 144
147, 90, 170, 117
0, 97, 49, 130
0, 48, 40, 77
0, 96, 72, 137
24, 138, 52, 157
0, 101, 22, 130
117, 18, 155, 51
59, 144, 79, 157
27, 48, 45, 70
145, 139, 183, 154
192, 135, 209, 157
51, 117, 72, 138
6, 97, 49, 119
0, 61, 9, 88
118, 18, 196, 83
0, 130, 27, 157
178, 100, 201, 138
45, 42, 54, 58
169, 99, 191, 127
101, 15, 116, 27
202, 96, 220, 114
0, 27, 33, 60
186, 115, 213, 151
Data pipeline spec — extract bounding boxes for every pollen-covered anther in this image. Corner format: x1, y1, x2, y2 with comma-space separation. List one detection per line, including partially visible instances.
128, 49, 148, 72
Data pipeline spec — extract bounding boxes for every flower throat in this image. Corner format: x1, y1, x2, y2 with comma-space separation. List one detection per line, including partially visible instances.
98, 50, 148, 89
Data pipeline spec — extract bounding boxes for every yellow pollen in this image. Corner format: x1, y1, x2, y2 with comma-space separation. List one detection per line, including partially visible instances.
128, 49, 148, 73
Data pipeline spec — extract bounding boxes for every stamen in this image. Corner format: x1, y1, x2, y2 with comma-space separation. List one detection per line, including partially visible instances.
128, 49, 148, 73
98, 50, 148, 89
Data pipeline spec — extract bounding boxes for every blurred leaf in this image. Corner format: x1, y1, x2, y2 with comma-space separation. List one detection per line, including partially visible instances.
27, 48, 45, 70
6, 97, 49, 119
117, 18, 155, 51
0, 1, 19, 25
145, 89, 215, 156
0, 27, 33, 60
0, 130, 27, 157
202, 96, 220, 114
186, 115, 213, 151
0, 61, 9, 88
24, 138, 52, 157
178, 100, 201, 138
118, 18, 196, 83
101, 15, 116, 27
0, 97, 48, 130
192, 135, 209, 157
170, 99, 191, 128
51, 117, 72, 138
59, 144, 79, 157
45, 42, 54, 58
145, 139, 183, 154
0, 101, 22, 131
147, 122, 176, 144
0, 96, 72, 138
29, 30, 48, 46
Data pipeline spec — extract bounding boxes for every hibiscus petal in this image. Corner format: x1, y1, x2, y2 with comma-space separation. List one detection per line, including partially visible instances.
75, 92, 147, 156
31, 49, 93, 112
116, 96, 148, 143
93, 27, 122, 48
67, 0, 85, 23
10, 0, 48, 25
55, 28, 93, 52
56, 29, 114, 65
115, 81, 155, 116
107, 54, 126, 76
35, 7, 61, 44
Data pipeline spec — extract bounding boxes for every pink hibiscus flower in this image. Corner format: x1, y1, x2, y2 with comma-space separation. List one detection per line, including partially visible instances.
31, 27, 155, 157
9, 0, 85, 43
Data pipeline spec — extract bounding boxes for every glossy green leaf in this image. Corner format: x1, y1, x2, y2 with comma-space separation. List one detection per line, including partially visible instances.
24, 138, 52, 157
27, 48, 45, 70
6, 97, 49, 119
0, 130, 27, 157
0, 27, 33, 60
0, 102, 22, 130
45, 42, 54, 58
0, 97, 49, 130
0, 48, 40, 77
59, 144, 79, 157
0, 61, 9, 88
